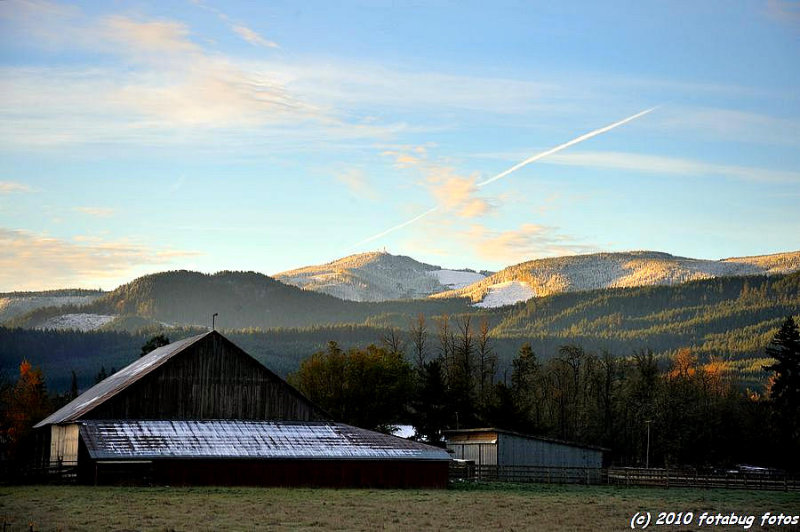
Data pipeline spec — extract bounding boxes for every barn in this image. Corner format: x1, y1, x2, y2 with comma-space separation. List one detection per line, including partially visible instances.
34, 331, 450, 487
445, 428, 605, 483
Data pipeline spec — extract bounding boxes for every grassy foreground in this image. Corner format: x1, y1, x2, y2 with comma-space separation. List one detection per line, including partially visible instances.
1, 483, 798, 531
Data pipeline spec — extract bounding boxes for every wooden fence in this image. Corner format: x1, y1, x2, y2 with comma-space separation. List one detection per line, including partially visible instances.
450, 463, 800, 491
0, 460, 78, 485
606, 467, 800, 491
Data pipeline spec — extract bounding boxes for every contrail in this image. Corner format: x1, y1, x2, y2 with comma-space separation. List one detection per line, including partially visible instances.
351, 106, 657, 248
351, 206, 440, 248
476, 106, 657, 187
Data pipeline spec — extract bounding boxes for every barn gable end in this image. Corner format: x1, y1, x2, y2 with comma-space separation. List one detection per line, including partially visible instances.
36, 331, 325, 427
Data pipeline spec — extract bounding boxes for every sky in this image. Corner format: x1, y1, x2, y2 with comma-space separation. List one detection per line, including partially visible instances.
1, 0, 799, 291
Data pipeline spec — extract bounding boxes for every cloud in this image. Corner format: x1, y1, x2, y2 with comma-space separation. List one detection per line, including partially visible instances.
649, 106, 800, 147
0, 228, 198, 291
428, 172, 491, 218
190, 0, 280, 48
101, 15, 200, 57
74, 207, 115, 218
766, 0, 800, 25
466, 223, 596, 263
0, 2, 319, 144
232, 25, 279, 48
0, 181, 32, 194
335, 169, 379, 200
382, 147, 492, 219
544, 150, 800, 183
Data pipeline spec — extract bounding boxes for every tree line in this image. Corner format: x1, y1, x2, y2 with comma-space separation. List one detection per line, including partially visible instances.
290, 314, 800, 471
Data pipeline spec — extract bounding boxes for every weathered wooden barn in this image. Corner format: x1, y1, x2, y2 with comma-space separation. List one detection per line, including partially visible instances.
446, 428, 605, 483
35, 331, 450, 487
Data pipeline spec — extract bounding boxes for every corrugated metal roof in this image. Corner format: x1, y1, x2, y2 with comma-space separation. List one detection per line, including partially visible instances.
35, 333, 211, 428
444, 428, 608, 452
80, 420, 451, 461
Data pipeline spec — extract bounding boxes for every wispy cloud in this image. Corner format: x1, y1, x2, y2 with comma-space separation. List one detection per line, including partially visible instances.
191, 0, 280, 48
0, 0, 319, 146
335, 169, 379, 200
649, 105, 800, 147
766, 0, 800, 25
232, 25, 279, 48
0, 181, 32, 194
0, 228, 198, 291
74, 206, 115, 218
544, 150, 800, 183
466, 223, 596, 263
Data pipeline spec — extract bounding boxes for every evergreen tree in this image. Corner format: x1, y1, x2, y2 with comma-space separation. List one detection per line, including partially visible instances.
69, 370, 79, 400
763, 316, 800, 469
510, 342, 541, 432
763, 316, 800, 410
140, 334, 170, 357
94, 366, 108, 384
411, 358, 449, 444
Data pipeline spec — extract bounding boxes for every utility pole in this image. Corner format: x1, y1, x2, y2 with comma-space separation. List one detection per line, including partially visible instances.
645, 420, 652, 469
212, 312, 218, 331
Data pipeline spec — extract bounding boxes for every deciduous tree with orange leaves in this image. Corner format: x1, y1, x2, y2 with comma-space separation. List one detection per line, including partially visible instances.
0, 360, 50, 462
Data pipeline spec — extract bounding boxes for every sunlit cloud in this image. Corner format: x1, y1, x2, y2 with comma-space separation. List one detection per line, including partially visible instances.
0, 1, 320, 145
381, 147, 493, 219
466, 223, 596, 263
74, 207, 115, 218
0, 228, 198, 291
0, 181, 32, 194
428, 172, 491, 218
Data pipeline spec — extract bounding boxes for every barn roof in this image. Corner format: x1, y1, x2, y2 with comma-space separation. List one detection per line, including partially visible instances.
79, 420, 451, 461
34, 332, 211, 428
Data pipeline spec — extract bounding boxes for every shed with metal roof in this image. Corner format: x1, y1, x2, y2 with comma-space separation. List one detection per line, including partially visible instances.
445, 428, 606, 483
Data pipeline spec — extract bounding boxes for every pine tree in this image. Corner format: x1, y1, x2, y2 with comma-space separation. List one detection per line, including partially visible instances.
140, 334, 170, 357
763, 316, 800, 411
69, 370, 79, 400
763, 316, 800, 469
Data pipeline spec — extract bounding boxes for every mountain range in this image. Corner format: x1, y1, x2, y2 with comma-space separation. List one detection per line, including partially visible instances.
433, 250, 800, 306
2, 249, 799, 331
274, 251, 487, 302
2, 249, 799, 392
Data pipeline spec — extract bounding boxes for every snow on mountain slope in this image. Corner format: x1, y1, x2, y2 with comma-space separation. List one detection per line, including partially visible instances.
433, 250, 800, 308
474, 281, 536, 308
427, 269, 486, 290
0, 291, 104, 323
274, 251, 483, 302
36, 313, 115, 331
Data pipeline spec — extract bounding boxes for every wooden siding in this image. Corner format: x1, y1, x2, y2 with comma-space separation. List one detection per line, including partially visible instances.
447, 441, 498, 465
82, 333, 324, 421
49, 423, 79, 466
80, 458, 449, 488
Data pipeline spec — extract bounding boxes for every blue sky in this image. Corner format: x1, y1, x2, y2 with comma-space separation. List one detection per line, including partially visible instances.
1, 0, 799, 290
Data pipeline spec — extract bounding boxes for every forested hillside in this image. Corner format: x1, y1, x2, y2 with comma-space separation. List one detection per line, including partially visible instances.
2, 271, 798, 392
4, 270, 473, 331
435, 250, 800, 306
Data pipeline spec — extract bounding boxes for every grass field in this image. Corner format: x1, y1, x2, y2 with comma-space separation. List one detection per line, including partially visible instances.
1, 483, 798, 531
